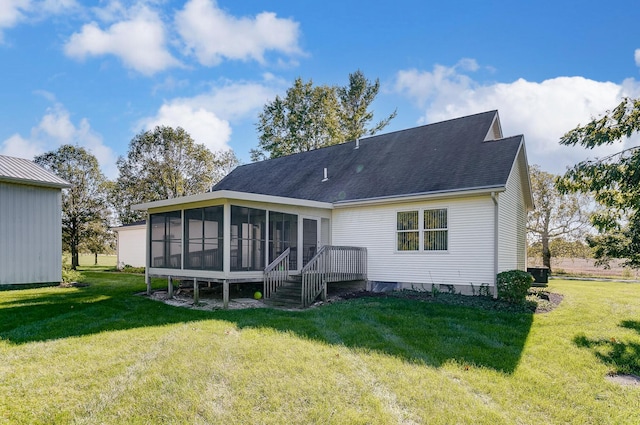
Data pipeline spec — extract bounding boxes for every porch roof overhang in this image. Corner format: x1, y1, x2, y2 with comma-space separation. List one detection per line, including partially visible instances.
132, 189, 334, 212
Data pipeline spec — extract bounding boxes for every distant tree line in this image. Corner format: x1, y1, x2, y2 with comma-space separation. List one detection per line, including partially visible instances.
35, 126, 239, 269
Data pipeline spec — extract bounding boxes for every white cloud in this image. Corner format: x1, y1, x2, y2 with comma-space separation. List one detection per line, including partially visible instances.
141, 103, 233, 152
175, 0, 302, 66
394, 61, 640, 174
64, 5, 179, 75
0, 103, 118, 178
0, 0, 78, 41
635, 48, 640, 67
140, 78, 282, 153
0, 0, 31, 41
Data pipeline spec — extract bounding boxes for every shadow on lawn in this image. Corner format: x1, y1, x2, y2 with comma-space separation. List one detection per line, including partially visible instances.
220, 296, 535, 374
0, 283, 212, 344
0, 280, 534, 374
573, 320, 640, 375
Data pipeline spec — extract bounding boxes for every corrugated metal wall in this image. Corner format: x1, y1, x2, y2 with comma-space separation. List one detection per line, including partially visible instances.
0, 181, 63, 284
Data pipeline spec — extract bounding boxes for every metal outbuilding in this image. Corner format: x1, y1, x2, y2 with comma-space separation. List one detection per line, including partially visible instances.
0, 154, 70, 285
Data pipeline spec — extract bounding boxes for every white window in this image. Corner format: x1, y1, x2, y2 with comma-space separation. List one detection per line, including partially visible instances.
396, 208, 448, 252
423, 208, 448, 251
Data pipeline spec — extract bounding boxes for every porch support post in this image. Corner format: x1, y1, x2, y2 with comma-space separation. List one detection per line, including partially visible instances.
193, 278, 199, 304
223, 280, 229, 309
168, 276, 173, 298
322, 282, 327, 302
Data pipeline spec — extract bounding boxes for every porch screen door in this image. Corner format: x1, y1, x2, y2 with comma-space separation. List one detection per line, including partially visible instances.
302, 218, 318, 266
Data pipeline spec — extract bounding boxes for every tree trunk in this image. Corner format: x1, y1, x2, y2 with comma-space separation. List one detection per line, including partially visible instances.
94, 252, 98, 266
542, 235, 552, 273
71, 221, 79, 270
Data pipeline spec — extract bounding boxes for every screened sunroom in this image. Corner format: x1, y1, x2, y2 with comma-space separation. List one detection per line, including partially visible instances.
135, 190, 333, 285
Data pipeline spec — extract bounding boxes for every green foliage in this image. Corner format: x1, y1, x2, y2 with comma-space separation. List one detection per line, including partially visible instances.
119, 265, 145, 274
497, 270, 534, 304
528, 239, 593, 260
557, 97, 640, 268
112, 126, 238, 224
34, 145, 110, 269
527, 165, 591, 270
336, 70, 397, 142
61, 257, 83, 284
252, 70, 396, 160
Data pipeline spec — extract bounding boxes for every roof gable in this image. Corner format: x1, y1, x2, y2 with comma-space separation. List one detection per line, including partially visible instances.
0, 154, 70, 189
214, 111, 524, 203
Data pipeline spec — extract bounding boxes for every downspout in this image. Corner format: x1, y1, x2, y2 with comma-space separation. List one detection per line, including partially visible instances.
145, 212, 151, 295
491, 192, 499, 298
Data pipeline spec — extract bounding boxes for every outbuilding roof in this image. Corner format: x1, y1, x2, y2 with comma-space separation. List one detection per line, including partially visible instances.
0, 154, 71, 189
213, 110, 525, 204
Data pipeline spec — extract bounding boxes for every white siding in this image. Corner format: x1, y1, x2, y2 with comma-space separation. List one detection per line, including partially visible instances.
0, 181, 63, 284
332, 196, 495, 289
497, 149, 528, 272
115, 225, 147, 268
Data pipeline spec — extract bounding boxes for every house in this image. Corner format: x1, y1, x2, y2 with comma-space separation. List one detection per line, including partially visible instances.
0, 154, 71, 285
133, 111, 533, 306
113, 220, 147, 268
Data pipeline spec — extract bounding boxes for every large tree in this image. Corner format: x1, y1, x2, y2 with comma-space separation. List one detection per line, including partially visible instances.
556, 97, 640, 268
113, 126, 238, 224
527, 165, 591, 271
34, 145, 110, 269
252, 70, 396, 160
337, 70, 397, 142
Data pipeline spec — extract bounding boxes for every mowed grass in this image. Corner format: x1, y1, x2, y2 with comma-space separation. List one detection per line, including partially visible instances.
0, 274, 639, 424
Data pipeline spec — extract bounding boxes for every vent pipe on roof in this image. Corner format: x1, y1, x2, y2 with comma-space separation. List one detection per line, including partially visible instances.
322, 167, 328, 182
355, 139, 360, 149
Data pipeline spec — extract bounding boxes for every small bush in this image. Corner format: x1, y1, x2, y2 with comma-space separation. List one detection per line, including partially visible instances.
62, 260, 84, 284
120, 265, 145, 274
497, 270, 534, 304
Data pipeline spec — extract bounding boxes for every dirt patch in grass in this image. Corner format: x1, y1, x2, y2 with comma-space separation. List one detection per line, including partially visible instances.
605, 373, 640, 387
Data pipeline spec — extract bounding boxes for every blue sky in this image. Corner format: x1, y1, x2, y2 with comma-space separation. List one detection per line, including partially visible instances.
1, 0, 639, 178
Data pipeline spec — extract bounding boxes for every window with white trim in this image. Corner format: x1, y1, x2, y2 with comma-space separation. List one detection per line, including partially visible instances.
396, 208, 448, 251
423, 208, 448, 251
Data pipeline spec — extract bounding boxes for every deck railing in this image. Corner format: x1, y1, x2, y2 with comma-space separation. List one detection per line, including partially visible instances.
301, 246, 367, 307
263, 247, 290, 298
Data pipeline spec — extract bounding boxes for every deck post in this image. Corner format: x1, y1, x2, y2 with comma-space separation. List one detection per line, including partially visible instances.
168, 276, 173, 298
223, 280, 229, 309
193, 278, 199, 304
145, 273, 151, 296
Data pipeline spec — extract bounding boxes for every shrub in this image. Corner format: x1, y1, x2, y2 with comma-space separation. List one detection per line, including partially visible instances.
497, 270, 534, 304
62, 260, 84, 284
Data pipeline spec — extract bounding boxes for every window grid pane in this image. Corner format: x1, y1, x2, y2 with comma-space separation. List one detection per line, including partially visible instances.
397, 231, 419, 251
397, 211, 419, 231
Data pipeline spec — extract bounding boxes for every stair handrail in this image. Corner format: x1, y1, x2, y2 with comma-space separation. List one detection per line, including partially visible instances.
300, 245, 328, 307
263, 247, 290, 299
300, 245, 368, 307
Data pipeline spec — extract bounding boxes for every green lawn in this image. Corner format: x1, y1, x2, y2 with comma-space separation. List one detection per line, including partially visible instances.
0, 274, 639, 424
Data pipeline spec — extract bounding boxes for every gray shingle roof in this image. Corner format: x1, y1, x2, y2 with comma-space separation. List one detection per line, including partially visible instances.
0, 154, 71, 188
213, 111, 524, 203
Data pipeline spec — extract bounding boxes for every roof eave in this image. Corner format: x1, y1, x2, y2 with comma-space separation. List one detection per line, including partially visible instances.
133, 190, 334, 211
0, 176, 71, 189
332, 185, 507, 208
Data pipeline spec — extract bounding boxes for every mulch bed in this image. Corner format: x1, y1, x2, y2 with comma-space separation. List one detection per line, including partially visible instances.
334, 288, 563, 314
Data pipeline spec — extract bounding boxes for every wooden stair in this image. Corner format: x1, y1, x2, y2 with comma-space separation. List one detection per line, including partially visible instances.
263, 274, 306, 308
